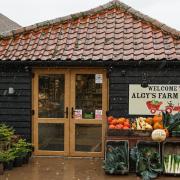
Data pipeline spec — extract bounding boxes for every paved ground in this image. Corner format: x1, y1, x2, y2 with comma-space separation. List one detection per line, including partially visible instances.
0, 157, 179, 180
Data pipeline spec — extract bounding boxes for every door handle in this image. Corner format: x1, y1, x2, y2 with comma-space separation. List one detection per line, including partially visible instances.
71, 107, 74, 118
64, 107, 68, 118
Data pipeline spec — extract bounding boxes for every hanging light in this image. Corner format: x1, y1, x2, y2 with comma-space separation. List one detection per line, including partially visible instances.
141, 72, 148, 88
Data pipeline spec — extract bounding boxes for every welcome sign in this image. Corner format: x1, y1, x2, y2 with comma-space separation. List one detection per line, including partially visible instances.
129, 84, 180, 115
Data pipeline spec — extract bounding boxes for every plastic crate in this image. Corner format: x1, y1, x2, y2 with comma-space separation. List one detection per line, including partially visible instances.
104, 140, 129, 175
162, 141, 180, 176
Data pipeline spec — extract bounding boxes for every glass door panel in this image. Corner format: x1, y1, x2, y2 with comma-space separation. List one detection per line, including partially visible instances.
75, 74, 102, 119
38, 123, 64, 151
38, 75, 65, 118
34, 69, 70, 156
70, 69, 107, 157
75, 124, 102, 152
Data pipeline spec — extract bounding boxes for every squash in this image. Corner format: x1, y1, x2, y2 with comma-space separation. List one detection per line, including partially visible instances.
151, 129, 166, 142
153, 122, 163, 129
153, 114, 162, 123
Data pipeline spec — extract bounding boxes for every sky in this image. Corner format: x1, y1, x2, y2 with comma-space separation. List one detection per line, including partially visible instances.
1, 0, 180, 30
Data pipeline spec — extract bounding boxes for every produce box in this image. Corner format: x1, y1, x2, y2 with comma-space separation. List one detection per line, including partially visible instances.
107, 129, 152, 137
103, 140, 129, 175
107, 116, 153, 137
130, 141, 162, 179
137, 141, 161, 155
162, 141, 180, 176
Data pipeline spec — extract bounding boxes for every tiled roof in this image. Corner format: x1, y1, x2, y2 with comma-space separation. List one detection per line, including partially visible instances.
0, 13, 21, 33
0, 0, 180, 61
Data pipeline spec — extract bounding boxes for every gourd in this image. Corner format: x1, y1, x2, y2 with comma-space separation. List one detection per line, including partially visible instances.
151, 129, 166, 142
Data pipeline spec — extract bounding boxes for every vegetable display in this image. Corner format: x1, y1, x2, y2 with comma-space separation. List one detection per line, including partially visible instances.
103, 142, 129, 174
132, 117, 153, 130
130, 146, 163, 180
163, 112, 180, 136
108, 117, 130, 130
164, 154, 180, 174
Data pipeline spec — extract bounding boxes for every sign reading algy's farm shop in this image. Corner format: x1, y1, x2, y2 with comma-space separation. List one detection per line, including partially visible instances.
129, 84, 180, 115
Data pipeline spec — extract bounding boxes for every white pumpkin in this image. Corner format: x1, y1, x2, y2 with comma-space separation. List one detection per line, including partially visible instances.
151, 129, 166, 142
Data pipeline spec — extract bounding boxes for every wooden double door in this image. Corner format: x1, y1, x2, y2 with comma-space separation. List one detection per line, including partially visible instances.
33, 68, 107, 157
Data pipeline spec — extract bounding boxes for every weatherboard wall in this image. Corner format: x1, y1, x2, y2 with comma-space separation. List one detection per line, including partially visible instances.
0, 64, 180, 142
109, 65, 180, 117
0, 66, 32, 141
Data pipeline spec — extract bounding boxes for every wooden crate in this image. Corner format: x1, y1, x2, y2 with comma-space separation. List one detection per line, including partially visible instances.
162, 141, 180, 176
107, 129, 152, 137
104, 140, 129, 175
131, 141, 161, 174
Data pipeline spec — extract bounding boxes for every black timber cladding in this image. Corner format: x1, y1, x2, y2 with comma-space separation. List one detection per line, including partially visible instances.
0, 66, 31, 141
109, 65, 180, 117
0, 61, 179, 142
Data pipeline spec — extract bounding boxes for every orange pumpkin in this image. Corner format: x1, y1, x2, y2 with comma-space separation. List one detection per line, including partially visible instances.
153, 122, 163, 129
153, 114, 162, 123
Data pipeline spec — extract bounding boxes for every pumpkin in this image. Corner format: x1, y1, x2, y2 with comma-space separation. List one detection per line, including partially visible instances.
153, 114, 162, 123
153, 122, 163, 129
151, 129, 166, 142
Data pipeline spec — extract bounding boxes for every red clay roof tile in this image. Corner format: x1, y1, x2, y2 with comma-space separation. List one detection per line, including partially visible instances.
0, 0, 180, 61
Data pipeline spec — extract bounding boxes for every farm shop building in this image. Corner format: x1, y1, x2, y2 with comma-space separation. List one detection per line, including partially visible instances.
0, 0, 180, 157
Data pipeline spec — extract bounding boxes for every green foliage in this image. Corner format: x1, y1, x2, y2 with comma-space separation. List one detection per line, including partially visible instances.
163, 112, 180, 132
103, 142, 128, 174
11, 139, 33, 158
0, 124, 14, 141
130, 146, 162, 180
0, 149, 15, 163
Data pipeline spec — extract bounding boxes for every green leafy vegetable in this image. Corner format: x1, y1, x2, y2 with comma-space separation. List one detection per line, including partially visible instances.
103, 142, 128, 174
130, 146, 162, 180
